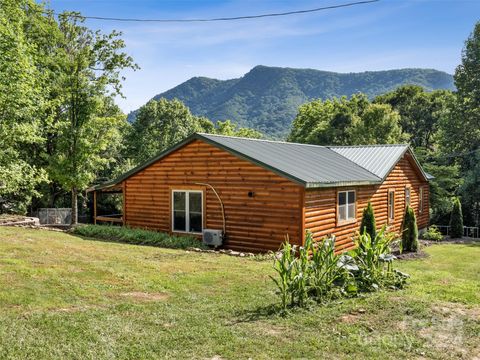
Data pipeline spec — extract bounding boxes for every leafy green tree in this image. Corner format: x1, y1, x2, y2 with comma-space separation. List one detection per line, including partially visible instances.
449, 197, 464, 238
125, 98, 205, 164
451, 21, 480, 155
125, 99, 263, 165
375, 85, 459, 225
375, 85, 455, 149
0, 0, 48, 213
347, 103, 405, 145
288, 94, 405, 145
213, 120, 263, 138
453, 22, 480, 226
438, 21, 480, 225
288, 94, 369, 145
414, 148, 462, 224
360, 202, 376, 241
401, 206, 419, 252
47, 13, 137, 224
460, 154, 480, 227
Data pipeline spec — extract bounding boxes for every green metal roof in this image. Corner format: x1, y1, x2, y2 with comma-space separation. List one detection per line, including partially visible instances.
329, 144, 409, 179
329, 144, 430, 181
90, 133, 429, 191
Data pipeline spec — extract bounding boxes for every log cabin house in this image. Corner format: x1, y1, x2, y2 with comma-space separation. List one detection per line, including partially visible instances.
89, 133, 431, 252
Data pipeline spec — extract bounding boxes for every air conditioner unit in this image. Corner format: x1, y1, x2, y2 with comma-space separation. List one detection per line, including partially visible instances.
202, 229, 223, 247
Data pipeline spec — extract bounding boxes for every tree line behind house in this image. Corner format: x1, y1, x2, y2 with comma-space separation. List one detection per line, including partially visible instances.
1, 0, 479, 229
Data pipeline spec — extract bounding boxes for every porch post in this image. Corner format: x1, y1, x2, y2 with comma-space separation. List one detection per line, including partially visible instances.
122, 182, 126, 226
93, 190, 97, 225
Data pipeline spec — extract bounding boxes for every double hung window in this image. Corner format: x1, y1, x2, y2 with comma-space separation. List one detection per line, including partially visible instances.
338, 190, 356, 223
172, 190, 203, 233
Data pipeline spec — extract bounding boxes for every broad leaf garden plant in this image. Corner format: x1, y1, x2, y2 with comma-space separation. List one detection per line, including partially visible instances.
271, 226, 409, 313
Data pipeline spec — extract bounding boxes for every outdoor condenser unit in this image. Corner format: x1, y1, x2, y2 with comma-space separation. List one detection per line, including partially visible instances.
202, 229, 223, 247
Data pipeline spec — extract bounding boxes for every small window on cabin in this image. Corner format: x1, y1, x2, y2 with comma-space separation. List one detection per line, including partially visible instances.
338, 190, 356, 223
388, 190, 395, 221
172, 190, 203, 233
419, 187, 424, 213
405, 187, 411, 207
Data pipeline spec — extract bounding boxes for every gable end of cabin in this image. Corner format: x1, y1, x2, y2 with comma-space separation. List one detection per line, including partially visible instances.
122, 139, 305, 252
304, 148, 429, 252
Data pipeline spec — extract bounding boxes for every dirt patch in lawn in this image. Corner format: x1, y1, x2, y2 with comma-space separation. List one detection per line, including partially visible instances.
340, 314, 360, 324
119, 291, 169, 302
263, 325, 288, 337
340, 308, 367, 324
398, 302, 480, 357
432, 304, 480, 319
240, 321, 289, 338
52, 305, 105, 313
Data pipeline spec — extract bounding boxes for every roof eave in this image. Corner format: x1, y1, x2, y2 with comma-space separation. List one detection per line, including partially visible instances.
305, 180, 382, 188
88, 133, 201, 192
408, 148, 431, 182
89, 134, 421, 192
87, 182, 122, 192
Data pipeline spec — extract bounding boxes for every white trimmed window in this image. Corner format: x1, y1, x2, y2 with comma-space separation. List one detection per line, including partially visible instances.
419, 187, 424, 213
338, 190, 356, 222
172, 190, 203, 233
388, 190, 395, 221
405, 187, 411, 207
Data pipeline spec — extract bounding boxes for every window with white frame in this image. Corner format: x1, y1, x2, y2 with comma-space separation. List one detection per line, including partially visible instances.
405, 187, 411, 207
388, 190, 395, 221
419, 187, 424, 213
338, 190, 356, 222
172, 190, 203, 233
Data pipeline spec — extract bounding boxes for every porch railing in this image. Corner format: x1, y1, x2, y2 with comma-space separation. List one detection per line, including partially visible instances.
94, 213, 123, 225
434, 225, 479, 239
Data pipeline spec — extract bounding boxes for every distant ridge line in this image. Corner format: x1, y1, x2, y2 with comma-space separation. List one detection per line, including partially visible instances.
128, 66, 455, 137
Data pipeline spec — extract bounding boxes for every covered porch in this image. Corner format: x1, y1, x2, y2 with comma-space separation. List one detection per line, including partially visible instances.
87, 182, 125, 225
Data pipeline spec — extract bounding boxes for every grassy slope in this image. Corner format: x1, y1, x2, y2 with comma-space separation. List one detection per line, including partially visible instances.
0, 227, 478, 359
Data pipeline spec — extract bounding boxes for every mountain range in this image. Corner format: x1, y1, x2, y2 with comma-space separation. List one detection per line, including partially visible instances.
128, 65, 455, 137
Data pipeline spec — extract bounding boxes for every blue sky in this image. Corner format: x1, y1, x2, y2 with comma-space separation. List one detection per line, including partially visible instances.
46, 0, 480, 113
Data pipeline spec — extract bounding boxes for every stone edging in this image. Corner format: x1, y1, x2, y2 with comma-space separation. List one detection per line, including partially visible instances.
186, 247, 256, 258
0, 217, 40, 227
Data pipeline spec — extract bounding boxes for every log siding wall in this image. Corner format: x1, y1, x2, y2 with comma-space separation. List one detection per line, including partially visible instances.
121, 139, 429, 253
123, 140, 303, 252
304, 153, 429, 252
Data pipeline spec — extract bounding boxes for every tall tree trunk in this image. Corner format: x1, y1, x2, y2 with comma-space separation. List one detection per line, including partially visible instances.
71, 187, 78, 225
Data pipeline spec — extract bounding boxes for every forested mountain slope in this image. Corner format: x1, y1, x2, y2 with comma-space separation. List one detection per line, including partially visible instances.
128, 65, 454, 137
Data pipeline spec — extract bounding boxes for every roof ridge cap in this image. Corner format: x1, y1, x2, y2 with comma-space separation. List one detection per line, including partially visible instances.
199, 134, 410, 149
328, 144, 409, 148
197, 133, 329, 148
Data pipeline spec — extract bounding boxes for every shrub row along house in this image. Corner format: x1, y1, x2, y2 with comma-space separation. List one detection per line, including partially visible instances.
89, 133, 430, 252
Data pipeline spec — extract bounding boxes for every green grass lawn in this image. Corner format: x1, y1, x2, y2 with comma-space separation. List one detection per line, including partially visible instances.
0, 227, 478, 359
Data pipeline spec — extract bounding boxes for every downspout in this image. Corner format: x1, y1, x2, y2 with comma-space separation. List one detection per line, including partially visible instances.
194, 182, 226, 236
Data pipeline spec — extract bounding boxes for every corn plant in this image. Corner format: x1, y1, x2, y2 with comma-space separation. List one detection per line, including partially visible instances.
308, 233, 351, 300
349, 226, 392, 290
270, 228, 409, 312
270, 237, 296, 312
271, 232, 350, 310
292, 238, 311, 307
349, 226, 408, 291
